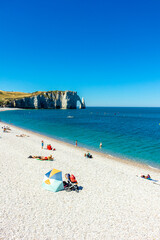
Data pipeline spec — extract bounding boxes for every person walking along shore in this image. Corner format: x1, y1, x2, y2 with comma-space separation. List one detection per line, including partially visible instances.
41, 140, 44, 149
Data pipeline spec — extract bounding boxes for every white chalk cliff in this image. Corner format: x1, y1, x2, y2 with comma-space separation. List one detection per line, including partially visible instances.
8, 91, 86, 109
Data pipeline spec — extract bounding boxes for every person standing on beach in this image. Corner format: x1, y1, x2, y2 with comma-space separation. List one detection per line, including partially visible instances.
75, 140, 77, 147
41, 140, 44, 149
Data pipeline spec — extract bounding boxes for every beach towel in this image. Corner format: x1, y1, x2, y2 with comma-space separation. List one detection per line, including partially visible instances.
36, 158, 53, 161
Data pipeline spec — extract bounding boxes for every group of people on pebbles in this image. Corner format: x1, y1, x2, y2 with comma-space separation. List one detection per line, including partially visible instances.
2, 125, 155, 187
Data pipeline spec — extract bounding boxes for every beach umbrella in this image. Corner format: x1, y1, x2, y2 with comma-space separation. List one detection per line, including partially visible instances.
42, 168, 64, 192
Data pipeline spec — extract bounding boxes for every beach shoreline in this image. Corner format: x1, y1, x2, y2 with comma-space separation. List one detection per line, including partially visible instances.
1, 118, 160, 173
0, 107, 22, 111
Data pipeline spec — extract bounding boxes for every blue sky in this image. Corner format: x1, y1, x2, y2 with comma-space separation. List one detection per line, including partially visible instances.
0, 0, 160, 106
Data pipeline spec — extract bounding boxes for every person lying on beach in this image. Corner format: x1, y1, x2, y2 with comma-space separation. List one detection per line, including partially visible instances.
2, 126, 11, 131
2, 126, 10, 132
84, 152, 93, 158
137, 174, 158, 183
16, 134, 29, 137
28, 155, 53, 160
141, 174, 151, 179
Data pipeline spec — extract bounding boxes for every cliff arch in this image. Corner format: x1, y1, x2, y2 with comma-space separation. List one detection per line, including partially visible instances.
76, 96, 85, 109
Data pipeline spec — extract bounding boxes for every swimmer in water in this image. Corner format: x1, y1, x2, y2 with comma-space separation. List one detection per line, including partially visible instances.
99, 142, 102, 148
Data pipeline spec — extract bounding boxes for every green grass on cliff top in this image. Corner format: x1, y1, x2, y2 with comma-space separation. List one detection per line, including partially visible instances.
0, 90, 65, 104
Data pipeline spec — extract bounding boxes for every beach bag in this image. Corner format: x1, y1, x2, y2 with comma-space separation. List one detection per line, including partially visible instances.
70, 174, 77, 183
63, 181, 68, 188
47, 145, 52, 150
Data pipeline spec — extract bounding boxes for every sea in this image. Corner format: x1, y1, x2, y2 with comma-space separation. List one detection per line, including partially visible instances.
0, 107, 160, 169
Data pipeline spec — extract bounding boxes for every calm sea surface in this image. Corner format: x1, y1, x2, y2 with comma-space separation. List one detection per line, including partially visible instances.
0, 107, 160, 168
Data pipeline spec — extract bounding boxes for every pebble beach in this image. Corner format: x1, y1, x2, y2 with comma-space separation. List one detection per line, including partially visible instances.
0, 117, 160, 240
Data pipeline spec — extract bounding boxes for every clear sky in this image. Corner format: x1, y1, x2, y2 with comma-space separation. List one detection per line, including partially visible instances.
0, 0, 160, 107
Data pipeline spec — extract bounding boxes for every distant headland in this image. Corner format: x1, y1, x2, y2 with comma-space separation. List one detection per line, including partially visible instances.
0, 90, 86, 109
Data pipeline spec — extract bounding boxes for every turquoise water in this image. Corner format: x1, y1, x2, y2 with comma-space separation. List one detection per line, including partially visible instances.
0, 107, 160, 168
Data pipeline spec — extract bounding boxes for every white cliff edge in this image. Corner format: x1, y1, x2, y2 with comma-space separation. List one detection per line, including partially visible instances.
6, 91, 86, 109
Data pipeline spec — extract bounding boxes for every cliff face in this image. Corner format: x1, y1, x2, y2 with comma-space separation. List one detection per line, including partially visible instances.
7, 91, 86, 109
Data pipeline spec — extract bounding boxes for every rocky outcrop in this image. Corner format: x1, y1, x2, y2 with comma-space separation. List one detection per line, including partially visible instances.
7, 91, 86, 109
